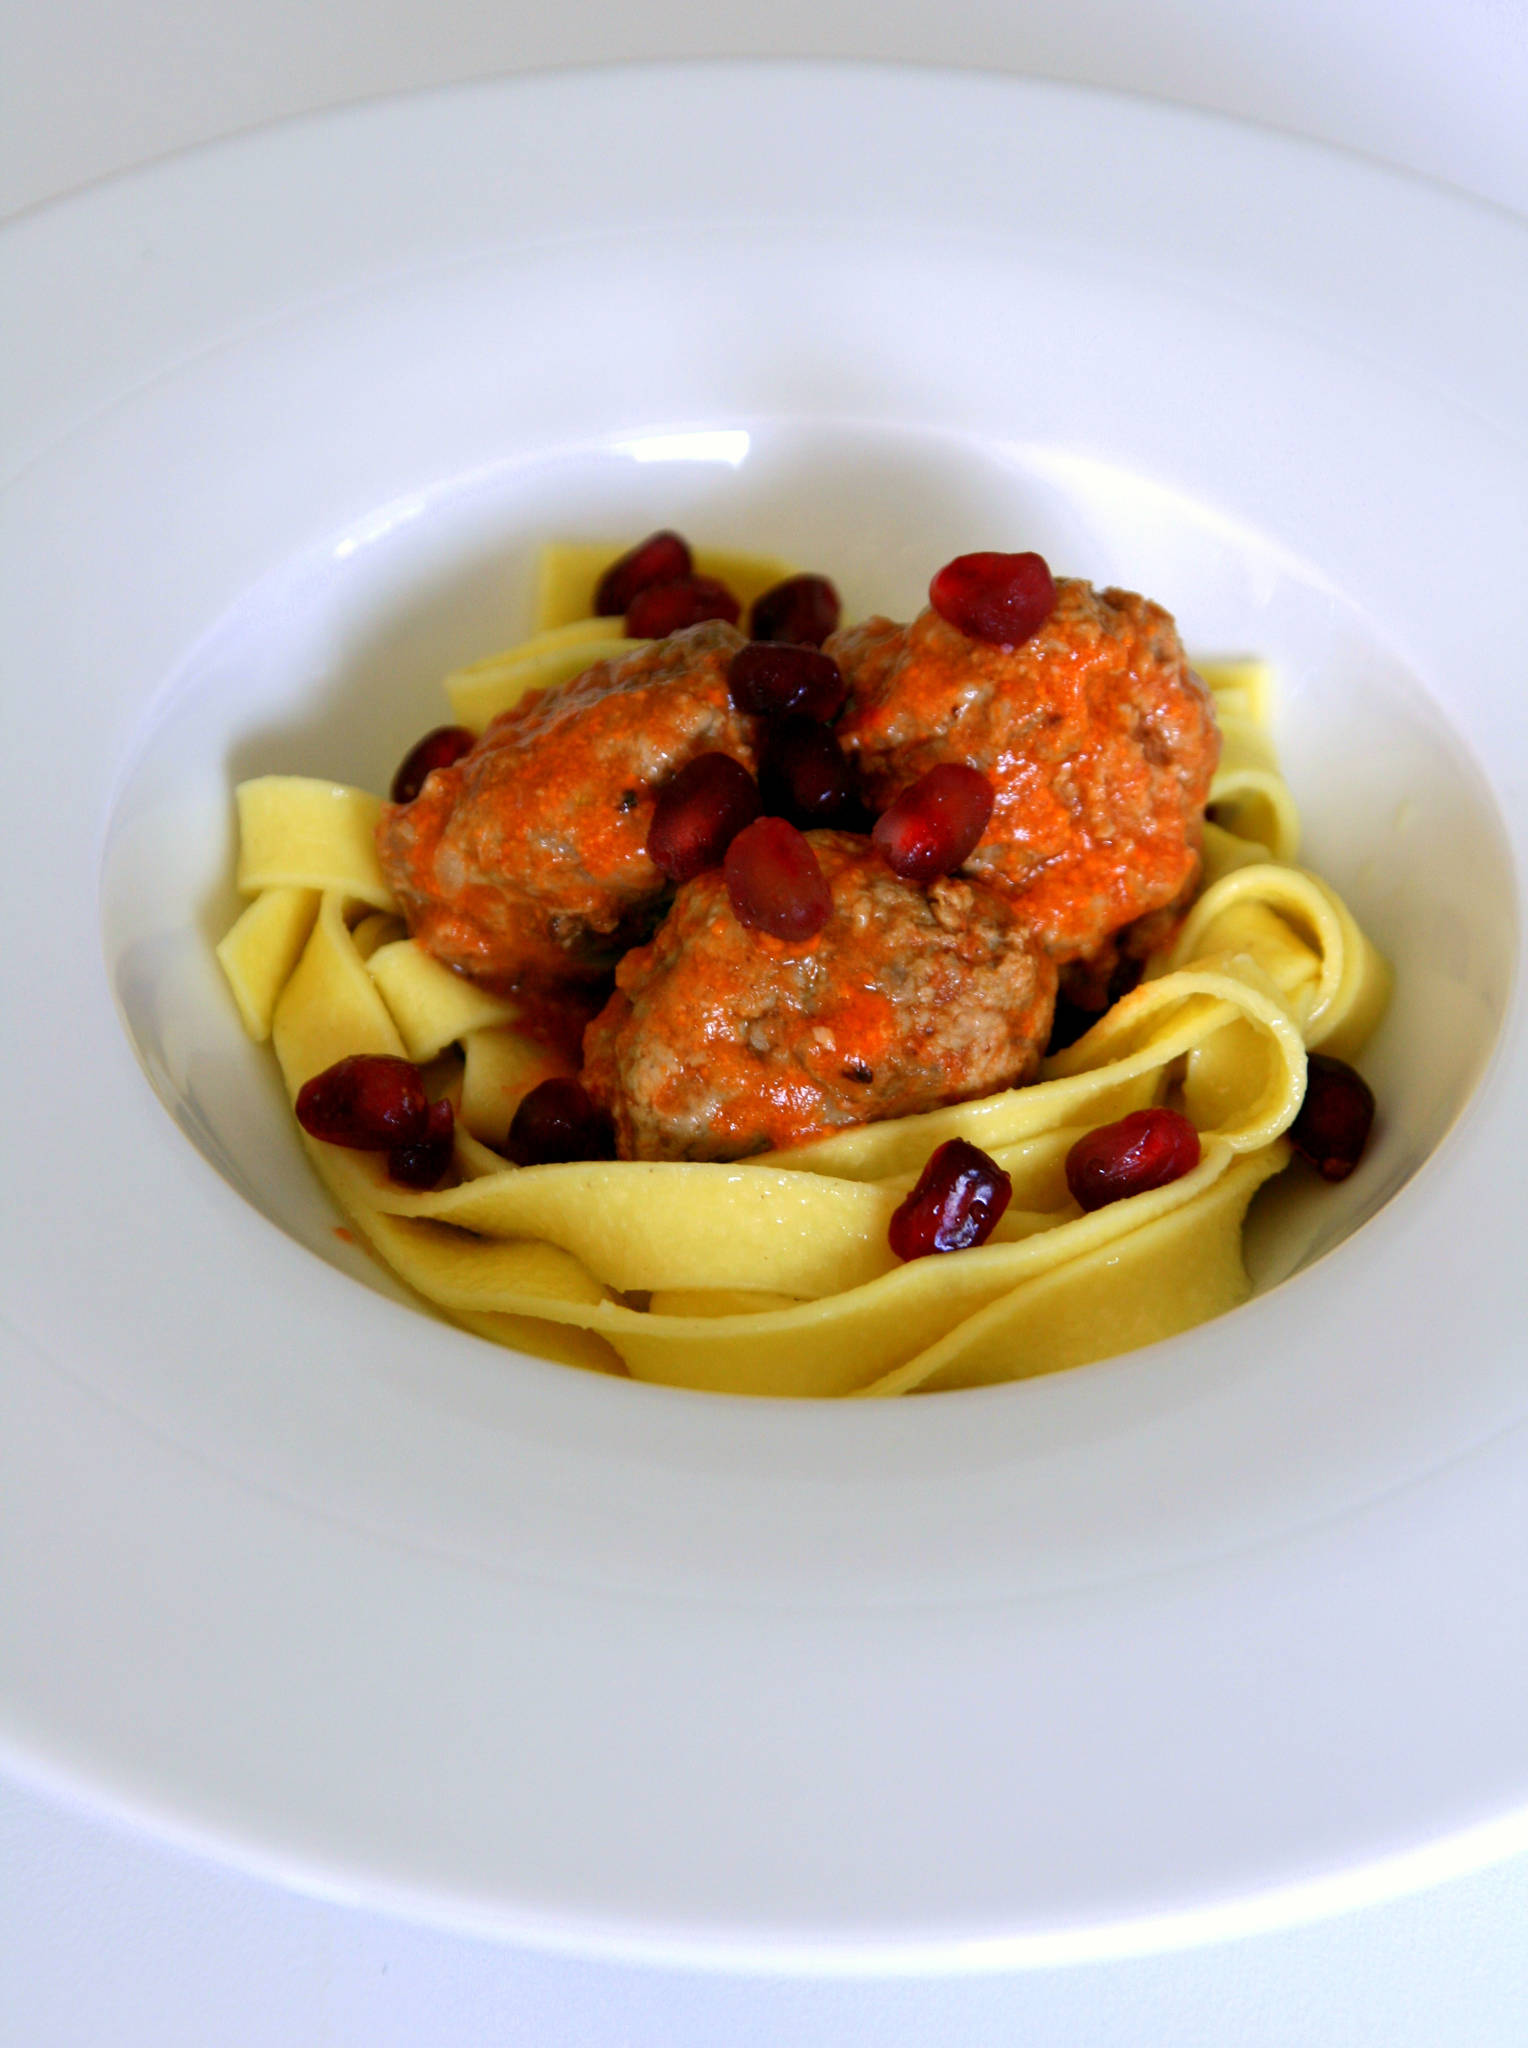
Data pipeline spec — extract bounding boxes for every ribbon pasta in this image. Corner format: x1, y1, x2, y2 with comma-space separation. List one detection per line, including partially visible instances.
216, 552, 1390, 1396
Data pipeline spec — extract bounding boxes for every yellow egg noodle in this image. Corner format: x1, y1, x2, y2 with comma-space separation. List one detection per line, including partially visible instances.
216, 545, 1391, 1397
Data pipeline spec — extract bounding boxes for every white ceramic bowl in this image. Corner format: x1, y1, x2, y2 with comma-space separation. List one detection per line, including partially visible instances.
2, 65, 1526, 1965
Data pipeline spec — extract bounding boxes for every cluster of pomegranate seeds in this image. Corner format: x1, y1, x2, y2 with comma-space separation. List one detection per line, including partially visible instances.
748, 573, 841, 647
871, 763, 995, 883
929, 551, 1056, 649
728, 642, 847, 723
625, 573, 741, 638
294, 1054, 456, 1188
1289, 1053, 1376, 1182
389, 724, 476, 805
505, 1077, 615, 1167
724, 816, 832, 940
1065, 1108, 1200, 1213
888, 1138, 1013, 1260
727, 638, 861, 835
594, 529, 692, 616
758, 718, 862, 830
647, 752, 761, 883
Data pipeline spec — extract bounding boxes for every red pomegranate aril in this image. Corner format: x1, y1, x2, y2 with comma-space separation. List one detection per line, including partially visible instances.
505, 1077, 615, 1167
758, 717, 861, 829
1065, 1108, 1201, 1213
390, 724, 476, 805
728, 641, 846, 722
295, 1054, 430, 1151
872, 763, 994, 883
624, 574, 741, 638
889, 1138, 1013, 1260
724, 816, 832, 941
748, 573, 842, 647
593, 530, 693, 616
387, 1097, 456, 1188
1289, 1053, 1375, 1182
647, 752, 761, 882
929, 551, 1057, 648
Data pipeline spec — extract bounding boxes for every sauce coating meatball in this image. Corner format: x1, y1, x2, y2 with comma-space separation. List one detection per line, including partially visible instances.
376, 622, 755, 988
582, 831, 1057, 1161
829, 580, 1219, 966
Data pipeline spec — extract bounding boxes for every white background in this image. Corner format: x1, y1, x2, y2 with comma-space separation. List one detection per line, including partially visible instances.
4, 2, 1528, 2041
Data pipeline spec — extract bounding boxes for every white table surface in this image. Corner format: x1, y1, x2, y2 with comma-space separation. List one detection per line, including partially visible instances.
5, 3, 1528, 2041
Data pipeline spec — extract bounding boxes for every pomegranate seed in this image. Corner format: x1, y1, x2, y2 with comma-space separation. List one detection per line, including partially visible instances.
295, 1054, 430, 1150
505, 1077, 615, 1167
758, 717, 862, 829
723, 816, 832, 941
728, 642, 846, 722
929, 551, 1056, 648
624, 574, 740, 637
1065, 1108, 1201, 1212
647, 752, 760, 882
390, 725, 476, 805
387, 1097, 456, 1188
872, 763, 994, 882
748, 573, 841, 647
593, 530, 692, 615
889, 1138, 1013, 1260
1290, 1053, 1375, 1182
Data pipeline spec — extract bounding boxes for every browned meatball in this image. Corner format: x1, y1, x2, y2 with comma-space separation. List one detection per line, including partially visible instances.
582, 831, 1057, 1161
376, 622, 755, 988
829, 580, 1219, 967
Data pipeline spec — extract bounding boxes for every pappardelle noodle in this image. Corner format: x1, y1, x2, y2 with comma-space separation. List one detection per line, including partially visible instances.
216, 542, 1390, 1396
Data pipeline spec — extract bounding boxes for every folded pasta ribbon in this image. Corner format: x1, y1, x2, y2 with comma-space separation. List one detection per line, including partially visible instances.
246, 886, 1309, 1394
213, 580, 1390, 1397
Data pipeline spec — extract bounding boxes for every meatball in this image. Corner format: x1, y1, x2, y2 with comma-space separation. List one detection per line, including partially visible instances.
582, 831, 1057, 1161
376, 622, 755, 988
829, 580, 1219, 966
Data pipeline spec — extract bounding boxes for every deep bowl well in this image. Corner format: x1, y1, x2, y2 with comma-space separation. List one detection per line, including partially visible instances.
6, 68, 1528, 1963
